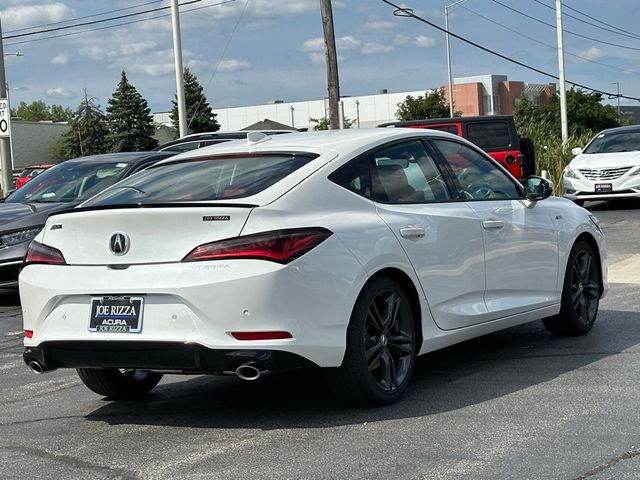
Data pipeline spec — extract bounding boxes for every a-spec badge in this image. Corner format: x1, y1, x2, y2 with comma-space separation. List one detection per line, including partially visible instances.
50, 224, 63, 231
203, 216, 230, 222
109, 232, 130, 256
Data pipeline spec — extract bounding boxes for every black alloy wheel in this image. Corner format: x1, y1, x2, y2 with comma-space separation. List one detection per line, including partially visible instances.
326, 277, 416, 405
543, 240, 601, 336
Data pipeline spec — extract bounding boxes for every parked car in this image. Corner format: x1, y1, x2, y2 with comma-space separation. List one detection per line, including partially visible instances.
378, 115, 535, 180
14, 164, 54, 189
21, 129, 606, 405
0, 151, 174, 288
563, 125, 640, 206
154, 130, 296, 153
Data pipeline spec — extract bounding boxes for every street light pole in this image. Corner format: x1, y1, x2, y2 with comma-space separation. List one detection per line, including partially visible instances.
555, 0, 568, 145
170, 0, 187, 138
0, 17, 14, 194
444, 0, 469, 118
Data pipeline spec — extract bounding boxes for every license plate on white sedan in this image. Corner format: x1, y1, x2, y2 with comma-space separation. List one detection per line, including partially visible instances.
89, 296, 144, 333
595, 183, 612, 193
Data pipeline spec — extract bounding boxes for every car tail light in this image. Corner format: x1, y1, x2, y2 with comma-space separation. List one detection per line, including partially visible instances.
230, 331, 293, 341
23, 241, 66, 266
182, 227, 332, 264
24, 330, 33, 339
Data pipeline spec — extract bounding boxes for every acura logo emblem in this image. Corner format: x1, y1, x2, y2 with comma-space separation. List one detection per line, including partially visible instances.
109, 233, 130, 256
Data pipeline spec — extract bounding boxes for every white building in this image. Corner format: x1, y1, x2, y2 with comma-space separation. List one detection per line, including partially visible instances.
153, 88, 430, 131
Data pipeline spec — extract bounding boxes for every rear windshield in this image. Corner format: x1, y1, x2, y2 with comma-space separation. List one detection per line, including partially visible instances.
83, 153, 317, 206
583, 130, 640, 154
466, 121, 513, 149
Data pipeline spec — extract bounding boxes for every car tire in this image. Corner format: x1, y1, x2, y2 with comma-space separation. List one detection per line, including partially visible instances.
542, 240, 601, 336
574, 200, 585, 207
76, 368, 163, 399
325, 277, 416, 406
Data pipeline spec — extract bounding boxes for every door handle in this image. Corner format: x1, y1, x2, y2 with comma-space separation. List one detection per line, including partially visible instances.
482, 220, 504, 230
399, 227, 426, 239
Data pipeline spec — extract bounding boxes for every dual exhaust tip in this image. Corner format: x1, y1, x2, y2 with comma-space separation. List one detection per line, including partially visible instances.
27, 360, 265, 379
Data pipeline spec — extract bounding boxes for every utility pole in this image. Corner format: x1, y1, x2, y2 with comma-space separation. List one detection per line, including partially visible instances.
555, 0, 568, 145
0, 17, 14, 194
445, 5, 454, 117
171, 0, 187, 138
320, 0, 340, 130
612, 81, 621, 123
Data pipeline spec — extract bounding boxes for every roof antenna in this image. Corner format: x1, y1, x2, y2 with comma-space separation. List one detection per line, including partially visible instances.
246, 131, 271, 144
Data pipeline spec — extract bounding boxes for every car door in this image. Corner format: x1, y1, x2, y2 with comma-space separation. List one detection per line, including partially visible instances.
368, 139, 491, 330
431, 138, 560, 318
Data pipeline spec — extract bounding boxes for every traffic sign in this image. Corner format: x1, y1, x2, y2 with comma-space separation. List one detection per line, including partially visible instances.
0, 98, 10, 137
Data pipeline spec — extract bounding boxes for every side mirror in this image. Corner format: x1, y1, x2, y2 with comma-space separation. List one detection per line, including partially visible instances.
524, 176, 552, 201
571, 147, 583, 156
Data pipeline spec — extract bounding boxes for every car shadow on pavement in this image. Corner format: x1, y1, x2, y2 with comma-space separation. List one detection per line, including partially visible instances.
86, 308, 640, 430
0, 290, 20, 307
586, 199, 640, 211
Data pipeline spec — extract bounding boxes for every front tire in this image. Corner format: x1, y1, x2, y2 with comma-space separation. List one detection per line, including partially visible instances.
543, 240, 601, 336
76, 368, 163, 399
326, 277, 416, 406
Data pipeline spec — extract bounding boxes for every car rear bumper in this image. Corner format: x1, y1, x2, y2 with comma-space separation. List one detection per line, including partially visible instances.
23, 341, 314, 374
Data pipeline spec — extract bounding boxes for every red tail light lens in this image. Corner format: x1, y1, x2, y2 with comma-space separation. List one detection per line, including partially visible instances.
182, 227, 332, 264
23, 241, 66, 267
24, 330, 33, 339
230, 331, 293, 341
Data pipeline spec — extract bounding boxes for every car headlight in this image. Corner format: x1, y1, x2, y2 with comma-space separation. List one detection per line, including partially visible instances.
564, 167, 580, 179
629, 167, 640, 176
589, 215, 603, 235
0, 227, 42, 246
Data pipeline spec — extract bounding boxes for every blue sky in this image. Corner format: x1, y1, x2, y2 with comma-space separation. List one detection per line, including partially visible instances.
2, 0, 640, 114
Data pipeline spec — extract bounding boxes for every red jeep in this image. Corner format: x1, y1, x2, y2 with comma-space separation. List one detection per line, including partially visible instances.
378, 115, 535, 180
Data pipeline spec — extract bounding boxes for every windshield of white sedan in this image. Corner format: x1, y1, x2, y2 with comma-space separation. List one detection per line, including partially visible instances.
6, 161, 129, 204
584, 131, 640, 154
83, 153, 317, 205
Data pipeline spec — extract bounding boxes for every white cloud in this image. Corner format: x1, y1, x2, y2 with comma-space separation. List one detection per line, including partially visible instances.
44, 87, 75, 99
364, 20, 395, 31
1, 2, 74, 30
337, 36, 362, 50
361, 43, 394, 55
414, 35, 435, 48
302, 35, 361, 52
578, 47, 604, 61
394, 34, 411, 45
301, 37, 325, 52
51, 53, 69, 65
308, 51, 326, 65
123, 41, 157, 56
217, 59, 251, 72
129, 63, 175, 77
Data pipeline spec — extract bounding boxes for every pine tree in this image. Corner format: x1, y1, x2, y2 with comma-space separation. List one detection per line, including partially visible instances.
171, 68, 219, 136
105, 70, 158, 152
51, 91, 109, 160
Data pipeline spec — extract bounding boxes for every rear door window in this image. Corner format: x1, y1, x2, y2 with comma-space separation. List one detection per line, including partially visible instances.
83, 153, 317, 206
467, 121, 512, 149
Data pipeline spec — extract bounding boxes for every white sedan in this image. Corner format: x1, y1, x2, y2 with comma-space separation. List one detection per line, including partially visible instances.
20, 129, 607, 405
563, 125, 640, 206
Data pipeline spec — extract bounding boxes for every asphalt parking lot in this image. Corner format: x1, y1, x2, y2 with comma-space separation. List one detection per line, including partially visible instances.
1, 199, 640, 480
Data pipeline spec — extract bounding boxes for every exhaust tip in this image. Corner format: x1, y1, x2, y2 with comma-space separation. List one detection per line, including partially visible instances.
28, 360, 44, 374
235, 364, 263, 381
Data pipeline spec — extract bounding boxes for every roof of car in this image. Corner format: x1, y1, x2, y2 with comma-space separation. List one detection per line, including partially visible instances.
158, 127, 464, 164
64, 151, 174, 164
597, 124, 640, 135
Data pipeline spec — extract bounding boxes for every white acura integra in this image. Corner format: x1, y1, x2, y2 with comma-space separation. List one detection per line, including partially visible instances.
20, 129, 607, 405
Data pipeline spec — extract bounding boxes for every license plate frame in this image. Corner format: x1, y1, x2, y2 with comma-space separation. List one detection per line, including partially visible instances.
89, 296, 144, 333
595, 183, 612, 193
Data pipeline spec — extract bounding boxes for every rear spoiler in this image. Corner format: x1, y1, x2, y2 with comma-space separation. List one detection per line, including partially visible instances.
49, 202, 258, 217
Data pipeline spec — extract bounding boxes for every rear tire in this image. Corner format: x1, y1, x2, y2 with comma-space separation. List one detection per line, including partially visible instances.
574, 200, 585, 207
326, 277, 416, 406
76, 368, 163, 399
542, 240, 601, 336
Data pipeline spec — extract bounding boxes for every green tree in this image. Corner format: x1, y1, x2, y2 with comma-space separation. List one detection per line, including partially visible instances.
11, 100, 73, 122
51, 92, 109, 160
171, 68, 219, 136
395, 88, 457, 121
105, 70, 158, 151
309, 116, 354, 130
514, 89, 619, 136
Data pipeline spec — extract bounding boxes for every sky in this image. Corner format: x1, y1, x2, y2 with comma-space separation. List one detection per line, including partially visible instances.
2, 0, 640, 115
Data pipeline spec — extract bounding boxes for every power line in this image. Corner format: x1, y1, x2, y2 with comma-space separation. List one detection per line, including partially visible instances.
3, 0, 201, 40
4, 1, 236, 47
532, 0, 640, 41
491, 0, 640, 52
380, 0, 640, 102
563, 0, 640, 40
5, 1, 163, 34
458, 4, 640, 77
